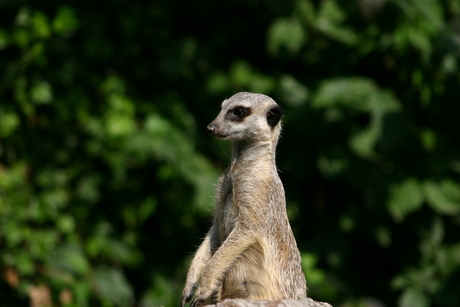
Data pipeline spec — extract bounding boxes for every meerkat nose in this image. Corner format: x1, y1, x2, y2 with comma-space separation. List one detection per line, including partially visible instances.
207, 123, 218, 135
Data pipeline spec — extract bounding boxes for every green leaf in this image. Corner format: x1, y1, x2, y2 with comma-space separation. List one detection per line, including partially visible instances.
53, 6, 79, 35
313, 77, 401, 158
280, 74, 309, 107
47, 244, 90, 276
312, 77, 399, 113
105, 112, 135, 137
375, 227, 392, 248
399, 288, 429, 307
443, 243, 460, 274
296, 0, 316, 26
391, 0, 443, 58
76, 175, 101, 203
224, 61, 276, 93
141, 274, 177, 307
0, 163, 27, 190
230, 60, 252, 86
424, 180, 460, 215
57, 215, 76, 233
31, 80, 53, 104
138, 197, 157, 223
16, 251, 35, 275
0, 29, 8, 49
316, 0, 358, 45
317, 155, 348, 177
301, 252, 326, 286
207, 71, 230, 94
32, 12, 50, 38
420, 129, 436, 152
15, 7, 30, 26
388, 178, 424, 222
349, 125, 379, 158
13, 28, 31, 48
93, 267, 133, 306
0, 111, 20, 137
267, 18, 306, 55
338, 214, 355, 232
139, 114, 219, 210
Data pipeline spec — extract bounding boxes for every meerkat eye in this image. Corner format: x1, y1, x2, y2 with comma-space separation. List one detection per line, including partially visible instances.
227, 106, 250, 121
233, 107, 244, 116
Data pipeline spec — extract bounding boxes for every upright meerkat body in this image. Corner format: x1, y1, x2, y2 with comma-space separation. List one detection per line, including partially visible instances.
182, 92, 306, 307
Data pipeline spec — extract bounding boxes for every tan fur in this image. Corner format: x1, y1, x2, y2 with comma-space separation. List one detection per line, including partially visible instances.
182, 92, 307, 307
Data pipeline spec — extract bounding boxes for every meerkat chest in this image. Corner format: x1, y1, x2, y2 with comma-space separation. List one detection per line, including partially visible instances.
214, 172, 237, 242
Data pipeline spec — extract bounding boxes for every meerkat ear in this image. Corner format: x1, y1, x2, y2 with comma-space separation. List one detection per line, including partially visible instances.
267, 106, 283, 127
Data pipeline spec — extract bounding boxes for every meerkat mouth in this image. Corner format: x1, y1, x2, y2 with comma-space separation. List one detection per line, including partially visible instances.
214, 133, 230, 139
213, 131, 244, 140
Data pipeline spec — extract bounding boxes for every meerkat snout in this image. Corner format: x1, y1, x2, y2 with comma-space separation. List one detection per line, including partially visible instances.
207, 123, 218, 135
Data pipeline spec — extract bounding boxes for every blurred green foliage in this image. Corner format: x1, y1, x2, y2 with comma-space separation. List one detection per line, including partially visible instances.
1, 0, 460, 306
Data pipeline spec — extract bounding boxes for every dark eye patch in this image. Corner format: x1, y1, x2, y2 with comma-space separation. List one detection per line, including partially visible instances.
226, 106, 251, 121
267, 106, 282, 127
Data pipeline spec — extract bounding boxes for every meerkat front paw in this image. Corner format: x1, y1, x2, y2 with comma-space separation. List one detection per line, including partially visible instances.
181, 283, 197, 307
190, 296, 205, 307
181, 294, 191, 307
189, 286, 215, 307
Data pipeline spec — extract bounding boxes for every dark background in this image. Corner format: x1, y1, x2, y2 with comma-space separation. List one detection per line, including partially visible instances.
1, 0, 460, 306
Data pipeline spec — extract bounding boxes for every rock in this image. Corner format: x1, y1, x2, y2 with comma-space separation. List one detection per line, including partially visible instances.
204, 298, 333, 307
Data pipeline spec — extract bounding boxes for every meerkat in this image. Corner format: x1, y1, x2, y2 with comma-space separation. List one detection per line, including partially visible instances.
181, 92, 307, 307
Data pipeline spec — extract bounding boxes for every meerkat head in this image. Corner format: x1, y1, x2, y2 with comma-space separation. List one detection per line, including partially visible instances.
207, 92, 283, 144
